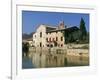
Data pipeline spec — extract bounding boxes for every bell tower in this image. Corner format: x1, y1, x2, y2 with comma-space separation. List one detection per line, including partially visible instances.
58, 21, 65, 29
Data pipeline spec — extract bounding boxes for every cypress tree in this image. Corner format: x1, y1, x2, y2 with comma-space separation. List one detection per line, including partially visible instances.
79, 18, 87, 41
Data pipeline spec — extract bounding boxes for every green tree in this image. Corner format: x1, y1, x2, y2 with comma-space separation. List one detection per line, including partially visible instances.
79, 18, 87, 41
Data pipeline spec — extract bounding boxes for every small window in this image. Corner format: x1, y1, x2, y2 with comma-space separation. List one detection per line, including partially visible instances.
61, 36, 63, 41
56, 37, 58, 41
50, 44, 53, 47
40, 42, 42, 47
47, 44, 49, 47
40, 32, 42, 37
46, 38, 48, 42
61, 44, 63, 47
53, 38, 55, 41
49, 38, 51, 42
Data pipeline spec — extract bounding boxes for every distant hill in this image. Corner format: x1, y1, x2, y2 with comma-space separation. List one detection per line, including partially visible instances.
22, 32, 35, 40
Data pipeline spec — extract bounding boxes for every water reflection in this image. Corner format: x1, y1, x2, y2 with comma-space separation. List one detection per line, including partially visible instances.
22, 50, 89, 69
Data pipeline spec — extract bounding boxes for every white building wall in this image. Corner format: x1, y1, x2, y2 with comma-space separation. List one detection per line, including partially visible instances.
33, 25, 47, 47
33, 33, 37, 47
33, 24, 65, 47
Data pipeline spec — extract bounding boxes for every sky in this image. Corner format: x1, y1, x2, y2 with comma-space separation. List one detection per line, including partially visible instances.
22, 11, 89, 34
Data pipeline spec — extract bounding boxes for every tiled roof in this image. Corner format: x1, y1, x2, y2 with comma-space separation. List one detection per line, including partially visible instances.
46, 26, 79, 33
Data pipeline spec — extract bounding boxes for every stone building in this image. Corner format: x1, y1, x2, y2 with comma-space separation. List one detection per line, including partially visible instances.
33, 21, 80, 48
22, 38, 33, 47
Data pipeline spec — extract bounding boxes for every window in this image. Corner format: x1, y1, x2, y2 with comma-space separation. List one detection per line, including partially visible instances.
46, 38, 48, 42
61, 36, 63, 41
40, 42, 42, 47
49, 38, 51, 42
50, 44, 53, 47
47, 44, 49, 47
61, 44, 63, 47
56, 37, 58, 41
40, 32, 42, 37
53, 38, 55, 41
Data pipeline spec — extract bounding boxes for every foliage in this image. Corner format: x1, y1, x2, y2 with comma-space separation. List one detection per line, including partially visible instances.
63, 18, 89, 44
79, 18, 87, 41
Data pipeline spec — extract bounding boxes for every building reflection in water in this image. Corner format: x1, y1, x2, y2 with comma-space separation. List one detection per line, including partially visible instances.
26, 50, 89, 68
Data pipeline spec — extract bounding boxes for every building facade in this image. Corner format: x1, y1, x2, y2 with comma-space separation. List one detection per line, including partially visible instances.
33, 21, 80, 48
